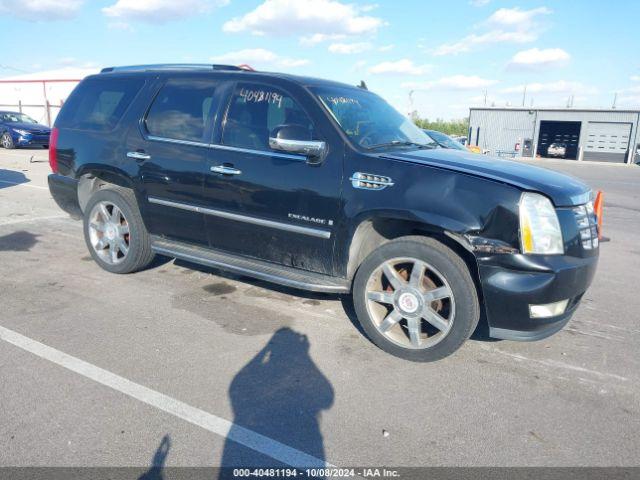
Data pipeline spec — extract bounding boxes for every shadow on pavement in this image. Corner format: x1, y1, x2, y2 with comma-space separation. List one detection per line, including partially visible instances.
138, 434, 171, 480
0, 169, 29, 189
219, 327, 333, 477
0, 231, 40, 252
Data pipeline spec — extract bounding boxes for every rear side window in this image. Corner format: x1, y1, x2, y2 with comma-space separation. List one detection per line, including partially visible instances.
145, 78, 216, 143
56, 76, 144, 131
222, 83, 314, 151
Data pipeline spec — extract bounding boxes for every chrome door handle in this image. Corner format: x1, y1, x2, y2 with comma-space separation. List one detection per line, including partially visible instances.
127, 151, 151, 161
210, 165, 242, 175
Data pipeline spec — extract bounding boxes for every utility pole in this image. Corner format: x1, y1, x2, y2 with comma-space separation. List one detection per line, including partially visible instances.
612, 92, 617, 109
522, 85, 527, 107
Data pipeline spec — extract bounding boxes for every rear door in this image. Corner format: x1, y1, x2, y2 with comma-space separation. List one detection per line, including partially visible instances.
201, 80, 343, 275
127, 75, 223, 245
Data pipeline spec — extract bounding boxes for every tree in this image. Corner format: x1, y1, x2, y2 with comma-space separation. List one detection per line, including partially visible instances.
413, 116, 469, 137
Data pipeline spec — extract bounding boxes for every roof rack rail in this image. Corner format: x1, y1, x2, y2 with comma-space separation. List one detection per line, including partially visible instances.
100, 64, 249, 73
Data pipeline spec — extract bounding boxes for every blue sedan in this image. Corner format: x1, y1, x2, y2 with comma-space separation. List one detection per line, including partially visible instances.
0, 111, 51, 149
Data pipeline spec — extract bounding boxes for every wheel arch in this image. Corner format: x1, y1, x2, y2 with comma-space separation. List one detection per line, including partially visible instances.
344, 212, 481, 291
76, 165, 136, 212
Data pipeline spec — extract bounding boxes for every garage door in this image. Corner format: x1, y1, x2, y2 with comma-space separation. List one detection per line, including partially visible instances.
583, 122, 631, 162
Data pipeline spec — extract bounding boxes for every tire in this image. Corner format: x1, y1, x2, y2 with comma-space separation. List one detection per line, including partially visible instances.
1, 132, 14, 149
42, 145, 49, 149
83, 187, 155, 274
353, 236, 479, 362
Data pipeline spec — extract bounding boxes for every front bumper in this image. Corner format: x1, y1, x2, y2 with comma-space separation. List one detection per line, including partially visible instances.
16, 134, 50, 147
478, 253, 598, 341
48, 174, 81, 218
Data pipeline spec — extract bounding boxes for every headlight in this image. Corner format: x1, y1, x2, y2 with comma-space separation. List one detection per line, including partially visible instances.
13, 129, 30, 136
519, 192, 564, 254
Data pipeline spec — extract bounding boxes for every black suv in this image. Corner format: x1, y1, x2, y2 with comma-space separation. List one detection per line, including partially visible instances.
48, 64, 599, 361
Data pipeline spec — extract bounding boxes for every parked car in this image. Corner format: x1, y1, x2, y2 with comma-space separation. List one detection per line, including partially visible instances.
0, 111, 51, 149
547, 143, 567, 158
48, 64, 599, 361
422, 129, 467, 151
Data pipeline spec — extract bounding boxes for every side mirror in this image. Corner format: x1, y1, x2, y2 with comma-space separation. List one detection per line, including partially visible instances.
269, 124, 326, 164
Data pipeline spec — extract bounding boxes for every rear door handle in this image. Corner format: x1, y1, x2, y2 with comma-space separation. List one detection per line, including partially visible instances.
127, 151, 151, 161
210, 165, 242, 176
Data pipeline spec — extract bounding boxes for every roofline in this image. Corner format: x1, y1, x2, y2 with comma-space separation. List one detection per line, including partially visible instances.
469, 106, 640, 114
100, 64, 251, 73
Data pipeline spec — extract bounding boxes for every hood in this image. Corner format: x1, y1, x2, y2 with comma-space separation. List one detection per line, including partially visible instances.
8, 122, 51, 133
380, 148, 591, 207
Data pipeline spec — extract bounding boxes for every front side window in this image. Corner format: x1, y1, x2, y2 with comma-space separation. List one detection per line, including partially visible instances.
145, 78, 216, 143
312, 86, 436, 150
222, 83, 315, 151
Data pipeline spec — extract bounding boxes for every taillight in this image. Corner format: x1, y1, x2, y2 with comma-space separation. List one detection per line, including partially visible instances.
49, 127, 59, 173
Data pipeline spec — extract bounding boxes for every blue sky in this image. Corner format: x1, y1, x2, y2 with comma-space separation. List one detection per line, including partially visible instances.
1, 0, 639, 119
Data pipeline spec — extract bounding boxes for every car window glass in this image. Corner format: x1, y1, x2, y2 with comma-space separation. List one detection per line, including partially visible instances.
145, 78, 217, 143
222, 83, 314, 151
56, 77, 145, 131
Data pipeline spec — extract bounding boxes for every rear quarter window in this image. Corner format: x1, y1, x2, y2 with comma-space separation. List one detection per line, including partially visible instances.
56, 76, 145, 131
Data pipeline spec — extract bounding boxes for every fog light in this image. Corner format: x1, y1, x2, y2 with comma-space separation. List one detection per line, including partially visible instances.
529, 299, 569, 318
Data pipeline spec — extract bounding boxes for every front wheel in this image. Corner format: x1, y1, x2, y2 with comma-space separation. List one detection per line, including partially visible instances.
83, 187, 155, 274
353, 236, 479, 362
1, 132, 14, 149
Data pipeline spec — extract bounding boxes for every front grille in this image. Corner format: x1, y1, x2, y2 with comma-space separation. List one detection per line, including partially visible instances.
573, 202, 598, 250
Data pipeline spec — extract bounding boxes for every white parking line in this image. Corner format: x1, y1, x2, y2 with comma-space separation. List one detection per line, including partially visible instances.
0, 215, 68, 226
0, 179, 48, 190
0, 324, 331, 469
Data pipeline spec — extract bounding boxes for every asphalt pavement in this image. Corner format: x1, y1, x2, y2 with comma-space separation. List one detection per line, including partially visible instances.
0, 150, 638, 471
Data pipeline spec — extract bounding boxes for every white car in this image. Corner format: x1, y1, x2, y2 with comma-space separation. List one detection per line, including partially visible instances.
547, 143, 567, 158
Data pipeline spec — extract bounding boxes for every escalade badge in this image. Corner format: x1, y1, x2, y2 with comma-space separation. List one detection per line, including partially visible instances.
288, 213, 334, 226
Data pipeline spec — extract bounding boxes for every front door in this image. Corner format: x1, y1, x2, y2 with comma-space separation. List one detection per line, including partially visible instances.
202, 81, 343, 275
129, 75, 221, 245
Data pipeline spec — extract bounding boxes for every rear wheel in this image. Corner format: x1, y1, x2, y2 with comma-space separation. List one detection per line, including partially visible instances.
353, 236, 479, 362
1, 132, 14, 149
83, 187, 155, 274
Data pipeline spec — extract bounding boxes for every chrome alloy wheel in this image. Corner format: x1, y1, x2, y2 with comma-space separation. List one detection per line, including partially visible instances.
364, 257, 455, 349
1, 133, 12, 148
88, 201, 130, 265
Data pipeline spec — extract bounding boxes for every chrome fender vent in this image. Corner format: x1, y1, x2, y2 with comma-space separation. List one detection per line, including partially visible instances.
350, 172, 394, 190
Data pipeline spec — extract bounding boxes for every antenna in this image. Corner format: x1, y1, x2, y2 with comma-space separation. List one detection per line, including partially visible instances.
521, 85, 527, 107
612, 92, 617, 109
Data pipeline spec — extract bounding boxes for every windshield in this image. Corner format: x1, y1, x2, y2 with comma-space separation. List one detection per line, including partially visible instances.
425, 130, 466, 151
313, 86, 437, 150
1, 113, 38, 124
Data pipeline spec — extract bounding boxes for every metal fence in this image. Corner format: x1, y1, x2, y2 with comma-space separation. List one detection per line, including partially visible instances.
0, 101, 63, 127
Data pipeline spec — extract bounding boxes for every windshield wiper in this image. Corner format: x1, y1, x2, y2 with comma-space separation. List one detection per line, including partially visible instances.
366, 141, 437, 150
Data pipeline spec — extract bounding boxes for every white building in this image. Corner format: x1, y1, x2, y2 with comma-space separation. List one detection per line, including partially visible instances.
469, 107, 640, 164
0, 68, 98, 126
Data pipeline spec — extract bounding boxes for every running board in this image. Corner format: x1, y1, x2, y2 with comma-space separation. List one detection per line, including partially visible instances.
151, 237, 350, 294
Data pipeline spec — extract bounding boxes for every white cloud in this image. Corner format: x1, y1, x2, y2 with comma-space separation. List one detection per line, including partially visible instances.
630, 75, 640, 82
508, 48, 570, 69
328, 42, 372, 54
0, 0, 83, 20
501, 81, 597, 95
368, 59, 430, 76
469, 0, 490, 6
488, 6, 551, 26
433, 6, 551, 56
378, 44, 394, 52
210, 49, 309, 69
434, 30, 536, 56
103, 0, 228, 23
403, 75, 498, 91
223, 0, 384, 40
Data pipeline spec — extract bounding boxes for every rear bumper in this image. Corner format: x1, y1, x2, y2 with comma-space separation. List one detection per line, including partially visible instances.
48, 174, 81, 218
478, 253, 598, 341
